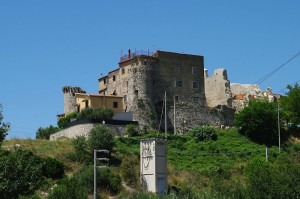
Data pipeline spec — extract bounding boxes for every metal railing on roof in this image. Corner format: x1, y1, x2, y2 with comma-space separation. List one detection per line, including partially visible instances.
120, 50, 154, 62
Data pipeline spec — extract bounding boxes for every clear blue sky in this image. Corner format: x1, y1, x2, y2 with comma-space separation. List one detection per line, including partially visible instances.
1, 1, 300, 138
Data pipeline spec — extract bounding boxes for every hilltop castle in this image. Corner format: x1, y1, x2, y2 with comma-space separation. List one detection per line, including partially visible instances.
93, 50, 234, 132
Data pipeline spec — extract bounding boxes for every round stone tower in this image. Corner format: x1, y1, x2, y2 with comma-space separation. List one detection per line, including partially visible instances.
62, 86, 86, 115
127, 58, 158, 127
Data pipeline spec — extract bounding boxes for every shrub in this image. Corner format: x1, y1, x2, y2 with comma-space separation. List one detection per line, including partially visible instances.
0, 149, 45, 199
189, 126, 217, 141
47, 178, 88, 199
126, 124, 139, 137
73, 166, 122, 194
77, 108, 114, 122
245, 158, 300, 199
42, 157, 64, 179
36, 125, 59, 140
91, 108, 114, 122
120, 155, 139, 186
71, 136, 92, 164
87, 125, 115, 154
57, 112, 78, 129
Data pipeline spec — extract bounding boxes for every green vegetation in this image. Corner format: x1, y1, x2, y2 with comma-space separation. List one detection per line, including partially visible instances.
47, 166, 121, 199
36, 125, 59, 140
76, 107, 114, 122
235, 99, 285, 146
0, 149, 65, 199
188, 125, 217, 141
0, 104, 10, 146
126, 124, 140, 137
281, 83, 300, 125
57, 112, 78, 129
87, 125, 115, 154
2, 127, 300, 198
37, 108, 114, 139
120, 155, 140, 186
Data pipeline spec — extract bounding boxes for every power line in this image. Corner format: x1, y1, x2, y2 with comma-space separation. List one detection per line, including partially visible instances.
253, 51, 300, 86
233, 51, 300, 95
277, 79, 300, 94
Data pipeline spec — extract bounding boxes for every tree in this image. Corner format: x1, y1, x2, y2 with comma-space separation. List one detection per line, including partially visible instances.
0, 104, 10, 146
235, 99, 284, 146
87, 125, 114, 154
281, 83, 300, 125
0, 149, 45, 199
36, 125, 59, 140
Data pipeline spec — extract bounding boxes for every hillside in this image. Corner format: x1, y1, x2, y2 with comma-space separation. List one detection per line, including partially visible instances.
2, 128, 300, 199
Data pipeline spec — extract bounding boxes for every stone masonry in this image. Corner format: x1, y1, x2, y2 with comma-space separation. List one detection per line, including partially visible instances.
99, 50, 234, 131
63, 86, 86, 115
204, 68, 232, 108
50, 123, 126, 140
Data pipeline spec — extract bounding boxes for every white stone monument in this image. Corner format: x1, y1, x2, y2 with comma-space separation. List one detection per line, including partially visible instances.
140, 138, 167, 194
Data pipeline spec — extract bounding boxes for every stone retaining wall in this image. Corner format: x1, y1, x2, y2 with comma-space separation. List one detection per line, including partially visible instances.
50, 123, 126, 141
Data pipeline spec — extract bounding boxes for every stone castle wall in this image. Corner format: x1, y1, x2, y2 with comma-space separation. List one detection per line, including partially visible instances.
204, 68, 232, 108
63, 86, 85, 115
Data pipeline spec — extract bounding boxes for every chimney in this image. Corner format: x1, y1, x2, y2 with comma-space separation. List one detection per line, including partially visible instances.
128, 49, 131, 59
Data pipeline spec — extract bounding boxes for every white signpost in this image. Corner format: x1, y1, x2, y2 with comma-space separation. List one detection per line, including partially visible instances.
140, 138, 167, 194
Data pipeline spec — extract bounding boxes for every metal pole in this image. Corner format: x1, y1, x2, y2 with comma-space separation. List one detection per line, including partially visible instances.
93, 149, 109, 199
278, 103, 281, 153
174, 97, 176, 135
94, 150, 97, 199
165, 91, 167, 138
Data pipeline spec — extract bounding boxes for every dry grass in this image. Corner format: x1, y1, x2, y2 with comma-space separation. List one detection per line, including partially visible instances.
2, 137, 82, 174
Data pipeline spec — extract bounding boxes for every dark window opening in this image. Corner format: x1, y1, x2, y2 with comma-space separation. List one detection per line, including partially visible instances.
193, 81, 199, 89
192, 67, 197, 74
135, 90, 138, 97
103, 78, 106, 84
175, 66, 181, 73
175, 80, 182, 88
122, 68, 125, 75
175, 96, 179, 102
85, 100, 89, 108
113, 75, 116, 81
113, 102, 118, 108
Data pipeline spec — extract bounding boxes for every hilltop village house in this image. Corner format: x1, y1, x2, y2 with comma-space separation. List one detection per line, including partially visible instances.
58, 50, 279, 135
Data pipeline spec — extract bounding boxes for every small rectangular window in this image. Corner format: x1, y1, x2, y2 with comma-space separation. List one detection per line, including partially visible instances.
193, 97, 199, 103
103, 78, 106, 84
192, 67, 197, 74
122, 68, 125, 75
113, 102, 118, 108
175, 80, 182, 88
175, 96, 179, 102
113, 75, 116, 81
193, 81, 199, 89
175, 66, 181, 73
85, 100, 89, 108
135, 90, 138, 97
